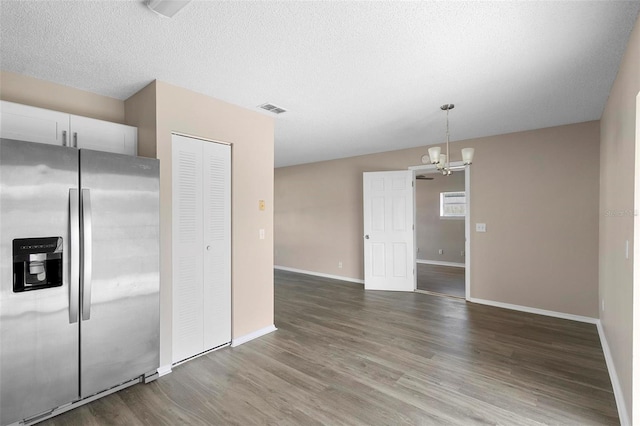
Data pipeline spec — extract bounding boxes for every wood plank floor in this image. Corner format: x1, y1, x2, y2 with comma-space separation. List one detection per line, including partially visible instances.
41, 270, 618, 425
417, 263, 465, 297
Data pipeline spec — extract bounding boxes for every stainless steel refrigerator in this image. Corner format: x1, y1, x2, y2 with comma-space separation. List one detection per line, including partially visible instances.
0, 138, 160, 425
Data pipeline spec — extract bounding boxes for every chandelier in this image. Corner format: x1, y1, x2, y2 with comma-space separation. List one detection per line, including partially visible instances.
421, 104, 474, 175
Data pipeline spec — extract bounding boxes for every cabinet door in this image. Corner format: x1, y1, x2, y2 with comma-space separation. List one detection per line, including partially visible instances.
0, 100, 70, 146
70, 115, 137, 155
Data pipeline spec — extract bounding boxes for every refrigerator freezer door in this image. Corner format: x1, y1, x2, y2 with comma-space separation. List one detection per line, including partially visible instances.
79, 149, 159, 398
0, 139, 80, 425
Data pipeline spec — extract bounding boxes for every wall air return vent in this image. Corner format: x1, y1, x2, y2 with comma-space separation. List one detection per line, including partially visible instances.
258, 103, 287, 114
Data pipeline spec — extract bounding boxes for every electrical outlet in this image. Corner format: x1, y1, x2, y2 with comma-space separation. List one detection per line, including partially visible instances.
438, 249, 443, 255
338, 261, 343, 269
476, 223, 487, 232
461, 250, 465, 257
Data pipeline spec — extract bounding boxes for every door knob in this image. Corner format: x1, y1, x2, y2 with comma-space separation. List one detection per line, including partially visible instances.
206, 245, 211, 251
364, 235, 370, 239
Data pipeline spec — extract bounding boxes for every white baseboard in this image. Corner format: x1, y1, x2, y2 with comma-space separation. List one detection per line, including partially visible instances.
157, 364, 172, 377
596, 321, 629, 426
274, 265, 364, 284
416, 259, 465, 268
172, 343, 230, 367
231, 324, 277, 347
467, 297, 598, 324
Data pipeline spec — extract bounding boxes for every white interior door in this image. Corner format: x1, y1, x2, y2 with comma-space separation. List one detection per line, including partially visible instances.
172, 134, 231, 364
363, 171, 415, 291
172, 134, 205, 363
202, 141, 231, 350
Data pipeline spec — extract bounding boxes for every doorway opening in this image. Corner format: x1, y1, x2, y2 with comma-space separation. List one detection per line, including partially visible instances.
410, 163, 470, 300
415, 170, 465, 298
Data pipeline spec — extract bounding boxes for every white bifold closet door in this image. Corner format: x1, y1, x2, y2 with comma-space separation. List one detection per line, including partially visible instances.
172, 134, 231, 364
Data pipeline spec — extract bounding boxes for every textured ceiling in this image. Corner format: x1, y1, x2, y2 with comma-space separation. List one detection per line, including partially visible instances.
1, 1, 639, 167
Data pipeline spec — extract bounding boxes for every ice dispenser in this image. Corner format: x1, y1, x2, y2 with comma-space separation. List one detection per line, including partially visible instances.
13, 237, 63, 292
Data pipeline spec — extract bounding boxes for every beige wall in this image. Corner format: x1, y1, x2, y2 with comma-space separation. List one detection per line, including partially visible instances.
275, 120, 600, 318
416, 171, 465, 264
127, 81, 275, 367
599, 14, 640, 424
124, 81, 156, 158
0, 70, 125, 123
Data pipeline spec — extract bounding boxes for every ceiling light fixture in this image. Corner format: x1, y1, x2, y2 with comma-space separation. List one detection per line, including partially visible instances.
146, 0, 192, 18
421, 104, 474, 175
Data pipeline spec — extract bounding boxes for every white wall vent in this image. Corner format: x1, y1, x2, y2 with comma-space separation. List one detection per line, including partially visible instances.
258, 103, 287, 114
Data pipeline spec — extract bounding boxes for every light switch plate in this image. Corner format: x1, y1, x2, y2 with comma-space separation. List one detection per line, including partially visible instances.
259, 229, 265, 240
476, 223, 487, 232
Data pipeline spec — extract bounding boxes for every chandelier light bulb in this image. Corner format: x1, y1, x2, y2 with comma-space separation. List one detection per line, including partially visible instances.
428, 147, 441, 164
437, 154, 447, 170
462, 148, 475, 165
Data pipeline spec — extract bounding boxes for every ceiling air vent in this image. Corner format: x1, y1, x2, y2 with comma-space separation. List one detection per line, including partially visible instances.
259, 103, 287, 114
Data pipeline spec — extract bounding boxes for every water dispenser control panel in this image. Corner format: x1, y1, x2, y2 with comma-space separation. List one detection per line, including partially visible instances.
13, 237, 63, 292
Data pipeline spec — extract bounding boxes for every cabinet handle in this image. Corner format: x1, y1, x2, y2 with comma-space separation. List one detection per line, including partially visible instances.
62, 130, 67, 146
73, 132, 78, 148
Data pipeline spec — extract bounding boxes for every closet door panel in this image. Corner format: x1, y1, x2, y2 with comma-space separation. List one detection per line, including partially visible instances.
202, 142, 231, 350
172, 134, 205, 363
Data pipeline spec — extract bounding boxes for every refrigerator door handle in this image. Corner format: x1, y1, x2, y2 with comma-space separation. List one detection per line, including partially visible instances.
81, 188, 93, 321
69, 189, 80, 324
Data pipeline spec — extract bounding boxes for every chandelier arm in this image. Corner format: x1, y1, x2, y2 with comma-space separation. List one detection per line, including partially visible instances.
447, 165, 466, 171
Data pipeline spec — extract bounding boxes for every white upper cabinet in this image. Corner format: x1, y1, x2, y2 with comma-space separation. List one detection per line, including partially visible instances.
0, 101, 138, 156
70, 115, 137, 156
0, 101, 69, 146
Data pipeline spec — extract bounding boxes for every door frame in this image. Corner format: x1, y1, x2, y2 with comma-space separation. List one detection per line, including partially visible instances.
408, 162, 471, 300
633, 91, 639, 424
